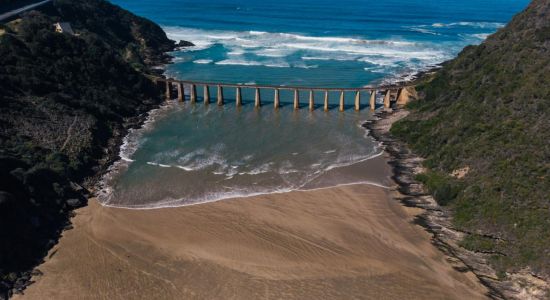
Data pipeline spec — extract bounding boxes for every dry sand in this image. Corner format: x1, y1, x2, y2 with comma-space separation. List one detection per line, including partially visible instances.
16, 156, 489, 299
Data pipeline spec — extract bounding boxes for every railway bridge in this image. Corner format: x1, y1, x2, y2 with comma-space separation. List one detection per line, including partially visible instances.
155, 78, 414, 111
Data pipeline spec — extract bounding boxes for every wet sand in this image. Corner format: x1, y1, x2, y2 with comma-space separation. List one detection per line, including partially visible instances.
16, 156, 489, 299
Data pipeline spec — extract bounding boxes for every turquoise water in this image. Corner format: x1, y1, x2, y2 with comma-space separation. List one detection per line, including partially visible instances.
101, 0, 529, 208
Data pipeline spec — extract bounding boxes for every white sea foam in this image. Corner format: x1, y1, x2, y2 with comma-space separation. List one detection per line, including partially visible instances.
434, 21, 505, 29
100, 148, 388, 210
100, 178, 393, 210
216, 58, 263, 66
240, 162, 273, 175
97, 101, 181, 205
162, 26, 451, 74
406, 22, 504, 41
147, 162, 171, 168
408, 26, 441, 36
470, 33, 490, 40
264, 62, 290, 68
194, 59, 213, 64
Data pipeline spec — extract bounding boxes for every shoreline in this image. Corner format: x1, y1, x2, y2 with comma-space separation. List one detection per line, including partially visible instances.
99, 178, 391, 210
98, 140, 388, 210
14, 154, 491, 299
363, 108, 549, 300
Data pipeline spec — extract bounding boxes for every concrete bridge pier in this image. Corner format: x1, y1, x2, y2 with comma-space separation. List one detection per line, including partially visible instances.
339, 91, 345, 112
274, 89, 280, 109
176, 83, 184, 102
203, 85, 210, 104
217, 85, 224, 106
190, 84, 197, 103
235, 87, 242, 107
165, 81, 172, 100
309, 90, 315, 111
383, 90, 391, 108
370, 90, 376, 111
255, 88, 261, 108
354, 91, 361, 111
293, 90, 300, 110
324, 90, 329, 112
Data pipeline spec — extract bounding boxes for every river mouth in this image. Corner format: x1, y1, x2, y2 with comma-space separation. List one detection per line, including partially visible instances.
99, 0, 524, 209
98, 99, 387, 209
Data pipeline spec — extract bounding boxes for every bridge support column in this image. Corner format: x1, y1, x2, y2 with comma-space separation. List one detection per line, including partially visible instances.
354, 91, 361, 111
177, 83, 184, 102
190, 84, 197, 103
324, 90, 329, 111
274, 88, 280, 109
165, 81, 172, 100
203, 85, 210, 104
370, 90, 376, 111
217, 85, 224, 106
339, 91, 345, 112
383, 89, 391, 108
255, 88, 261, 108
236, 87, 242, 107
309, 90, 315, 111
293, 89, 299, 110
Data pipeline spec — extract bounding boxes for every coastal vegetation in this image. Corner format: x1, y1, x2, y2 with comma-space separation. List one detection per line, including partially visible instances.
391, 0, 549, 278
0, 0, 176, 296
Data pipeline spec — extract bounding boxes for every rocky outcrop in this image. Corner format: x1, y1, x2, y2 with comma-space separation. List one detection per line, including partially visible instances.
176, 39, 195, 48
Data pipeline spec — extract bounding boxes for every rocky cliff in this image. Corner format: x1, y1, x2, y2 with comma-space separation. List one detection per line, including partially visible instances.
0, 0, 177, 297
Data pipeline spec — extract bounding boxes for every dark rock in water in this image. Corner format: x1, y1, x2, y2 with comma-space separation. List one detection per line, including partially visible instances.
66, 198, 82, 208
176, 40, 195, 47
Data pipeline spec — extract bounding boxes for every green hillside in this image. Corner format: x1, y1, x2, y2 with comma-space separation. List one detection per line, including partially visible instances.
391, 0, 549, 277
0, 0, 175, 296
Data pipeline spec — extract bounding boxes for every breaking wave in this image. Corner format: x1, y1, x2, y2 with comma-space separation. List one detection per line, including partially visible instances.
164, 26, 451, 76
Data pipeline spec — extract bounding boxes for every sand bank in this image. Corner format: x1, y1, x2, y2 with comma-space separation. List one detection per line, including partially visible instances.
16, 156, 489, 299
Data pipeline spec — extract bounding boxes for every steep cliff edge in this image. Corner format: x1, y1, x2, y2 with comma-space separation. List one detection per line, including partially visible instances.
391, 0, 549, 285
0, 0, 178, 297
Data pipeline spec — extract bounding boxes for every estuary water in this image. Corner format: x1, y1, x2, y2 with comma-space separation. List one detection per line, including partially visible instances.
101, 0, 528, 208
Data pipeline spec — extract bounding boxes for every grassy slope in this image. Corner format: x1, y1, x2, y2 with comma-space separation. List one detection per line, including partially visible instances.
391, 0, 549, 277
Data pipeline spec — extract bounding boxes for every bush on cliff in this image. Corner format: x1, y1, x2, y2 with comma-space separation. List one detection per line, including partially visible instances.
0, 0, 175, 296
391, 0, 550, 277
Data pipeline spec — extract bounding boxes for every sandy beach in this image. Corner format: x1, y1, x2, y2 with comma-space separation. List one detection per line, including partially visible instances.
16, 156, 489, 299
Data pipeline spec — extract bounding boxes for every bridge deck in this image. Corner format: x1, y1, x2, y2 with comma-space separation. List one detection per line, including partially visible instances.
154, 78, 410, 92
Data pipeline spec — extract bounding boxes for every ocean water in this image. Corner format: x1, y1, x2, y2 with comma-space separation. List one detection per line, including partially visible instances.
101, 0, 528, 208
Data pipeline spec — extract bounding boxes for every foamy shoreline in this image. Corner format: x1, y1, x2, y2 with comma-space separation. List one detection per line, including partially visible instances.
97, 101, 387, 210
